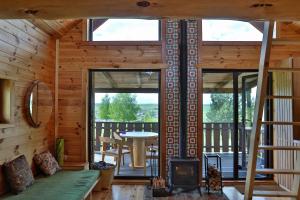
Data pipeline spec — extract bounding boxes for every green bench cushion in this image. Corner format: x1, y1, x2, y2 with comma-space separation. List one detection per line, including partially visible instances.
1, 170, 100, 200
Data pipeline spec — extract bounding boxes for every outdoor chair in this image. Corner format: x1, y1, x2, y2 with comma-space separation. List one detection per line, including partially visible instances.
99, 136, 131, 175
113, 132, 134, 167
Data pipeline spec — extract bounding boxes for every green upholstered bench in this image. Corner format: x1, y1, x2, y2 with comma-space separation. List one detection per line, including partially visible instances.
1, 170, 100, 200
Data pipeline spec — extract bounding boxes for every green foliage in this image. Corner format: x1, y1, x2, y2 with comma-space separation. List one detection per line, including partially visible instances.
109, 93, 140, 122
98, 94, 110, 120
205, 91, 255, 124
206, 94, 233, 122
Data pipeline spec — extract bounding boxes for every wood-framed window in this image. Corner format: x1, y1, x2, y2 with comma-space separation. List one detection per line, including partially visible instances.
89, 18, 161, 42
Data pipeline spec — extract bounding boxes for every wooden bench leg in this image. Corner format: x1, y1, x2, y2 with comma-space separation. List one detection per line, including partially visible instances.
86, 192, 93, 200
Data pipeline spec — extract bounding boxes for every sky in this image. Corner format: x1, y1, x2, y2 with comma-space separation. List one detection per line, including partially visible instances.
93, 19, 159, 41
202, 20, 263, 41
95, 93, 158, 104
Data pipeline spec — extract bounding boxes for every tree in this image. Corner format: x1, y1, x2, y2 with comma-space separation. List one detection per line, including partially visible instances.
109, 94, 140, 122
98, 95, 110, 120
206, 93, 233, 122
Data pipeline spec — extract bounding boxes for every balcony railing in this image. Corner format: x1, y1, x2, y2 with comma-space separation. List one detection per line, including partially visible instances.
94, 121, 252, 152
203, 122, 252, 153
94, 121, 159, 150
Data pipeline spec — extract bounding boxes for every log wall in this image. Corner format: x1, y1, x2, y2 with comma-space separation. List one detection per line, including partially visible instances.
0, 20, 55, 194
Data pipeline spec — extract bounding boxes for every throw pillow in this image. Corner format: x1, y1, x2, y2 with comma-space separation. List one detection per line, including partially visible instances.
3, 155, 34, 194
33, 151, 61, 176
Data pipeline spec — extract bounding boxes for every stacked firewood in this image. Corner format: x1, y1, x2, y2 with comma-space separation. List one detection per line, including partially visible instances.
207, 164, 222, 191
152, 177, 166, 189
152, 177, 168, 197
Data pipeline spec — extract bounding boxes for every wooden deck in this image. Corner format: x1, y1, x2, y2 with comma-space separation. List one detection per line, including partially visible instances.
94, 152, 159, 177
94, 122, 266, 178
94, 152, 265, 178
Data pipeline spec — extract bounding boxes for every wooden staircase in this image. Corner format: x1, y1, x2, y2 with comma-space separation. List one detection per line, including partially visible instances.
244, 21, 300, 200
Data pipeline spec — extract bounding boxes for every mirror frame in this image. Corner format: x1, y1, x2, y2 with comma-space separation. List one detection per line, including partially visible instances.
25, 80, 53, 128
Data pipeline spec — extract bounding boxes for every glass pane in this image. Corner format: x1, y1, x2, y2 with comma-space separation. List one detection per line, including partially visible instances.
202, 20, 263, 41
90, 71, 160, 177
203, 72, 234, 178
92, 19, 160, 41
237, 72, 267, 178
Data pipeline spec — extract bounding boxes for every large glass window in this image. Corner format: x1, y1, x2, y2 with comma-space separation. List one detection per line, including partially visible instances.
91, 19, 160, 41
88, 70, 160, 178
202, 70, 272, 179
202, 20, 263, 41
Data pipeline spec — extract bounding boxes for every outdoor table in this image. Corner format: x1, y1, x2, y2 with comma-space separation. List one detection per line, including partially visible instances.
120, 131, 158, 168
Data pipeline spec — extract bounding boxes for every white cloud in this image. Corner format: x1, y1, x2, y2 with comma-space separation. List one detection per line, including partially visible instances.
202, 20, 263, 41
93, 19, 159, 41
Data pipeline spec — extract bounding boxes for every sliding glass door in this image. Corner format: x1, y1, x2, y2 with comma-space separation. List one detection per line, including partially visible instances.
88, 70, 160, 178
203, 72, 234, 178
202, 70, 272, 179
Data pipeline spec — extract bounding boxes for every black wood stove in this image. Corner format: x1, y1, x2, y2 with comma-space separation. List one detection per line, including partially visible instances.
168, 158, 201, 193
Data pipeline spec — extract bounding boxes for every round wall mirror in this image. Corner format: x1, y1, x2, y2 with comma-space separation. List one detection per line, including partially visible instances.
25, 80, 53, 128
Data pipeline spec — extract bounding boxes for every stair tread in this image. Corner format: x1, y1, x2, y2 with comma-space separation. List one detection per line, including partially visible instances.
268, 68, 300, 72
266, 95, 300, 99
258, 145, 300, 150
262, 121, 300, 125
256, 168, 300, 174
253, 190, 297, 197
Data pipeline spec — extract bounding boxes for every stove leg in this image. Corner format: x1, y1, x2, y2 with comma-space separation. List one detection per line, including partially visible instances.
168, 185, 173, 194
197, 186, 202, 196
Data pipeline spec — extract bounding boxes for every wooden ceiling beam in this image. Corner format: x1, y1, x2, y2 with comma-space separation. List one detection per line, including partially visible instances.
102, 72, 118, 88
2, 1, 300, 20
249, 21, 264, 33
137, 72, 142, 88
92, 19, 108, 32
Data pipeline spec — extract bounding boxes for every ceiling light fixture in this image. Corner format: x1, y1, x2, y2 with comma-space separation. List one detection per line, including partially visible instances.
250, 3, 273, 8
136, 1, 151, 7
24, 9, 39, 15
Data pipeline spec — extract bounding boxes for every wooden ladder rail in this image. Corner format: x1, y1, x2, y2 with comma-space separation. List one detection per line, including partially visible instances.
244, 21, 274, 200
292, 149, 300, 200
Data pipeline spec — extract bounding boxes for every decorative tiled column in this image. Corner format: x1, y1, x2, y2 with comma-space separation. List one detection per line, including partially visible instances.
164, 19, 199, 171
165, 19, 180, 160
186, 20, 198, 157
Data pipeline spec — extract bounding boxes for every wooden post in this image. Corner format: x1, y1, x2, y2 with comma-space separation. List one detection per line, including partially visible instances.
54, 39, 59, 141
244, 21, 274, 200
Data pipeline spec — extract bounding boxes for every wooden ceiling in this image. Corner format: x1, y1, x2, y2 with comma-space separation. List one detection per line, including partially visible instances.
203, 72, 258, 93
93, 71, 159, 89
29, 19, 82, 38
1, 1, 300, 20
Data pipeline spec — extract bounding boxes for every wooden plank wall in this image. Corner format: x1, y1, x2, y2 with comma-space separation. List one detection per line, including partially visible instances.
273, 58, 294, 191
0, 20, 55, 194
58, 21, 163, 163
199, 42, 300, 69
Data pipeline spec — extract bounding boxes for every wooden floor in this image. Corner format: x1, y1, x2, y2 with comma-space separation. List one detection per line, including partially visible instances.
92, 185, 292, 200
93, 185, 228, 200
